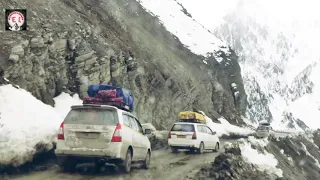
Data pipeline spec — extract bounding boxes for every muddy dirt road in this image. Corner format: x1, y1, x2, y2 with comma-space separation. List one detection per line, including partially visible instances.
8, 140, 234, 180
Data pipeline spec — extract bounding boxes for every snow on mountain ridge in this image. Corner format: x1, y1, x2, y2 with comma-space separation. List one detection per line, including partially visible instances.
215, 1, 320, 130
173, 0, 320, 130
138, 0, 232, 63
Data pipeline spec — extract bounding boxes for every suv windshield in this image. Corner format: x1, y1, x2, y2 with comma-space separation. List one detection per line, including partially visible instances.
171, 124, 195, 132
64, 108, 119, 125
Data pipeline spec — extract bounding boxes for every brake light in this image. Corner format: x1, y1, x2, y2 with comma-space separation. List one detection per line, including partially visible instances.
57, 123, 64, 140
192, 131, 197, 139
168, 131, 171, 139
111, 124, 122, 142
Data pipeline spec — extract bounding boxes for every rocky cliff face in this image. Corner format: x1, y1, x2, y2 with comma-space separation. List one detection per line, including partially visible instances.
0, 0, 247, 128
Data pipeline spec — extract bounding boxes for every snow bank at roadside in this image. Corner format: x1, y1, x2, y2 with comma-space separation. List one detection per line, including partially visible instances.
0, 85, 81, 167
53, 92, 82, 118
205, 116, 254, 137
239, 137, 283, 178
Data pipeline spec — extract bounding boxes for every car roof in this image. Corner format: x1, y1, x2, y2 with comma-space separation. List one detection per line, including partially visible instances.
71, 104, 137, 119
173, 122, 206, 126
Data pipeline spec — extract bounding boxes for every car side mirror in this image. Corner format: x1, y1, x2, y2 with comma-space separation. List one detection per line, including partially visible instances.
144, 129, 152, 135
212, 131, 216, 135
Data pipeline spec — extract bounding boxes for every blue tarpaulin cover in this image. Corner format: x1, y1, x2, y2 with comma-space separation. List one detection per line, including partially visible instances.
87, 85, 134, 111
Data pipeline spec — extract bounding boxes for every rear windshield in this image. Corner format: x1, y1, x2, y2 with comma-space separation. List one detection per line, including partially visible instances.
171, 124, 195, 132
257, 126, 269, 130
64, 108, 119, 125
260, 123, 270, 126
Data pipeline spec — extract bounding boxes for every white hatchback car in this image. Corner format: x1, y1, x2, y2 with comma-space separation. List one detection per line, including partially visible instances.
55, 104, 152, 173
168, 122, 220, 153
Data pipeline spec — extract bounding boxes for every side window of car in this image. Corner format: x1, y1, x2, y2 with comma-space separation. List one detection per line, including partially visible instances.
206, 126, 214, 134
200, 126, 207, 133
122, 114, 131, 127
135, 118, 144, 134
128, 116, 139, 131
197, 125, 203, 132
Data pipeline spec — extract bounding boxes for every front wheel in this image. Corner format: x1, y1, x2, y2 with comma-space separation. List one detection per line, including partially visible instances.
142, 150, 151, 169
119, 149, 132, 173
214, 142, 219, 152
197, 142, 204, 154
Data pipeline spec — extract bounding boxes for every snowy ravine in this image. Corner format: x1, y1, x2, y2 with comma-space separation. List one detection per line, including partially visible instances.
0, 84, 82, 167
174, 0, 320, 130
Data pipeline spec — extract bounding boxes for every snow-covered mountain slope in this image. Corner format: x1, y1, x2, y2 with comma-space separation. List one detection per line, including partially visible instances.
174, 0, 320, 130
0, 84, 81, 166
138, 0, 231, 63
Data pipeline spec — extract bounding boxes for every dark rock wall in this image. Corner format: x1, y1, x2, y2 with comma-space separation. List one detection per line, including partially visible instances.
0, 0, 247, 129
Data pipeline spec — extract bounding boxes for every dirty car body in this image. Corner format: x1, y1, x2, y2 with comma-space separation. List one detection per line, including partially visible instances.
55, 104, 152, 172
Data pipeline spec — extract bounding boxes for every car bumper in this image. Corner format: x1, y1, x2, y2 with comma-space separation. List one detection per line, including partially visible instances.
55, 140, 125, 160
168, 139, 200, 149
256, 131, 269, 138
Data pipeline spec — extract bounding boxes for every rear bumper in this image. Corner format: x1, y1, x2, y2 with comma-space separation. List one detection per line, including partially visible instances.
55, 140, 126, 160
256, 131, 269, 138
168, 139, 200, 149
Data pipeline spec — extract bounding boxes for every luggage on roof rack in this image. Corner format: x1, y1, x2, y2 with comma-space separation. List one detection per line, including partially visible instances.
83, 85, 134, 112
178, 111, 206, 124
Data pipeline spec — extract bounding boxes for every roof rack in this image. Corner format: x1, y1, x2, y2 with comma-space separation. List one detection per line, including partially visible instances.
82, 100, 131, 112
178, 119, 206, 124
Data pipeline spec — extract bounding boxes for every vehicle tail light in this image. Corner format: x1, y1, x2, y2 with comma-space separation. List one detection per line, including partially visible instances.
168, 131, 171, 139
57, 123, 64, 140
111, 124, 122, 142
192, 131, 197, 139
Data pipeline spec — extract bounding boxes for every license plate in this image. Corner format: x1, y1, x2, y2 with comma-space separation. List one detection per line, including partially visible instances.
76, 132, 100, 139
177, 135, 186, 138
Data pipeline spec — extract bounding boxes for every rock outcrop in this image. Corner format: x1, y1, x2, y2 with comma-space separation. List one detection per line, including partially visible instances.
195, 142, 277, 180
196, 134, 320, 180
0, 0, 247, 129
267, 134, 320, 180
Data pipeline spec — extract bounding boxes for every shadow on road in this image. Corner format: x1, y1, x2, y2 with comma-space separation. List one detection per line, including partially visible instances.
60, 162, 145, 176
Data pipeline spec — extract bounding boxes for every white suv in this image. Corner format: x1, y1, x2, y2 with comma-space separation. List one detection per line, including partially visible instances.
256, 125, 275, 138
55, 104, 152, 173
168, 122, 220, 153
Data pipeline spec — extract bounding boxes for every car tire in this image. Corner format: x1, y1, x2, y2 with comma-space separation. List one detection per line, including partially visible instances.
142, 150, 151, 169
197, 142, 204, 154
171, 147, 178, 153
58, 157, 77, 172
214, 142, 219, 152
120, 148, 132, 173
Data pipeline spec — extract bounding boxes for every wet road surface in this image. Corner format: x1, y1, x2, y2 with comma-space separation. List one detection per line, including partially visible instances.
9, 140, 233, 180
